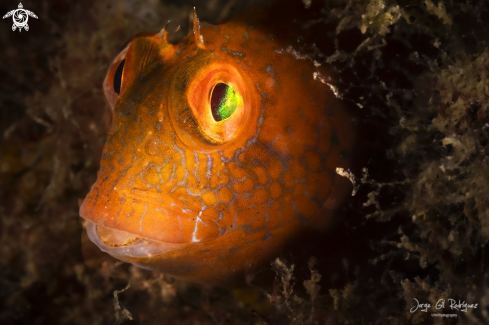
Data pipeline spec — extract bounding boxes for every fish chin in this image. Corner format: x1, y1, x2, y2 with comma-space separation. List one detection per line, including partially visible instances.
85, 219, 300, 287
85, 220, 258, 286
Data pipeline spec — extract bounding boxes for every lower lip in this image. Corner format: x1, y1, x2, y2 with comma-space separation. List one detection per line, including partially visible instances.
85, 221, 182, 258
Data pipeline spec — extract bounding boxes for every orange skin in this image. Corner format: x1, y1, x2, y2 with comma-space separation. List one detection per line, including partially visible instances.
80, 5, 355, 287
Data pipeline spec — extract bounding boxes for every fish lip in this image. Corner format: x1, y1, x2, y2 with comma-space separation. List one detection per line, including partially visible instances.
80, 184, 223, 244
85, 221, 183, 258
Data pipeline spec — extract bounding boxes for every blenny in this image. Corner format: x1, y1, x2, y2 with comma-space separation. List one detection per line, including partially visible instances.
80, 1, 356, 287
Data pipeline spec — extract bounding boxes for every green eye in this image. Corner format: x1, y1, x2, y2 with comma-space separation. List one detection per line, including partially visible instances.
210, 83, 238, 121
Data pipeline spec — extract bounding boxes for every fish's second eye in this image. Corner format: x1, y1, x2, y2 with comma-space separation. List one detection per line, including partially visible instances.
113, 59, 125, 95
210, 83, 237, 121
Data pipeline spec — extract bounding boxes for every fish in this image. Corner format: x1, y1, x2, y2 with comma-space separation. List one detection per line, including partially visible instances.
79, 1, 356, 287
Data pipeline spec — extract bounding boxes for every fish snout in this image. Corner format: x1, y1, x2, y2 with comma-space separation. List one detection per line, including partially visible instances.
79, 183, 222, 245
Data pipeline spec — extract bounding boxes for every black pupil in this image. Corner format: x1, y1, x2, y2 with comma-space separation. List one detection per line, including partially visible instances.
113, 59, 125, 95
210, 83, 228, 121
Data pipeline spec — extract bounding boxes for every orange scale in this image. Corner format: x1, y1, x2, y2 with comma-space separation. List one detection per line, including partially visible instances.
160, 163, 175, 183
253, 166, 268, 185
228, 161, 249, 179
267, 200, 282, 229
196, 152, 209, 188
210, 174, 221, 188
271, 136, 290, 156
305, 174, 320, 198
268, 159, 283, 180
186, 173, 199, 188
232, 178, 255, 193
280, 194, 295, 224
219, 172, 230, 186
142, 166, 160, 185
269, 181, 282, 200
202, 191, 217, 206
248, 211, 267, 231
248, 188, 269, 205
217, 187, 234, 203
282, 169, 296, 189
174, 165, 187, 182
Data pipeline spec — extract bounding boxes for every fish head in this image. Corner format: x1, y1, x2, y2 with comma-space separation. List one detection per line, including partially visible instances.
80, 14, 355, 286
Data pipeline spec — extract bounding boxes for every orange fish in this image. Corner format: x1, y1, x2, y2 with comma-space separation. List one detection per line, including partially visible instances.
80, 2, 356, 287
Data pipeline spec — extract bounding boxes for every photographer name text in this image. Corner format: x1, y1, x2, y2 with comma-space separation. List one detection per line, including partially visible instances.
410, 298, 478, 313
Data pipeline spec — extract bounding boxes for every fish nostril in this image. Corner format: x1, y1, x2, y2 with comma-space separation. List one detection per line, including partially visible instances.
97, 224, 141, 247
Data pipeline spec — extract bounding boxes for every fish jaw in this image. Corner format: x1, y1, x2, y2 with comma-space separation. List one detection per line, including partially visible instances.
84, 217, 301, 287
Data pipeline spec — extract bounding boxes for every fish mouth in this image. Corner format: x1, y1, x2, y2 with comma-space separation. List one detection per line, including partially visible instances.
79, 183, 223, 245
85, 220, 182, 258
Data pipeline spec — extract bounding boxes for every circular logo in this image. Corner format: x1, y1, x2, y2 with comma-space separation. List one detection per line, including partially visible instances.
2, 3, 38, 32
13, 10, 28, 28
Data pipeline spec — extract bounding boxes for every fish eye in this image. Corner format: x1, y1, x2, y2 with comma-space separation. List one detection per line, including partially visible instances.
103, 44, 129, 111
113, 59, 125, 95
210, 83, 239, 122
171, 60, 250, 146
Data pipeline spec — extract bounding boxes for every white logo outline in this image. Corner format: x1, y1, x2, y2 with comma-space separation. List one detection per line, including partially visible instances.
3, 3, 38, 32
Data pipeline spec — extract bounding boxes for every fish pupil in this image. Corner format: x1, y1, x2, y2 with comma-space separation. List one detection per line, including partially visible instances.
113, 59, 125, 95
210, 83, 237, 121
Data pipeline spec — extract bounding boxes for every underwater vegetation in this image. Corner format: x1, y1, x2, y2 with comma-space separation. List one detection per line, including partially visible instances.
0, 0, 488, 324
